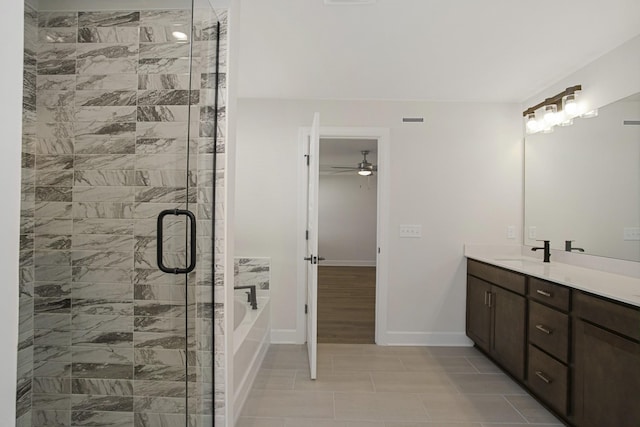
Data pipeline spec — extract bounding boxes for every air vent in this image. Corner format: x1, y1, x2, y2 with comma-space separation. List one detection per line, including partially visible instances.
623, 120, 640, 125
324, 0, 376, 5
402, 117, 425, 123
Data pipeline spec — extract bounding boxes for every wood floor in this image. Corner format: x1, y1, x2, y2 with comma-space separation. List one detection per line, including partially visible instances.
317, 266, 376, 344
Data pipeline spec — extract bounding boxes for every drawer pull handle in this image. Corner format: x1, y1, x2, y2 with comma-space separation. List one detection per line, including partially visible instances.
484, 291, 488, 306
535, 371, 552, 384
536, 289, 552, 297
535, 324, 552, 335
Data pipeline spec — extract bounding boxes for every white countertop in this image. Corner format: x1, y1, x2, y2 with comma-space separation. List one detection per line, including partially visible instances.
464, 245, 640, 308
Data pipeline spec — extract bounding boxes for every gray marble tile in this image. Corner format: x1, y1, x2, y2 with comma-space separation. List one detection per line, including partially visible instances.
37, 137, 74, 155
36, 154, 73, 170
73, 186, 136, 202
73, 218, 134, 235
72, 410, 134, 426
76, 90, 137, 107
35, 186, 72, 202
133, 268, 191, 286
34, 283, 71, 298
138, 58, 192, 74
34, 201, 73, 218
33, 393, 71, 410
74, 121, 137, 138
75, 106, 137, 122
34, 297, 72, 314
72, 378, 133, 396
37, 105, 74, 123
135, 153, 188, 170
39, 27, 77, 44
134, 348, 195, 366
72, 234, 133, 251
33, 360, 71, 377
38, 59, 77, 75
38, 43, 76, 61
134, 365, 195, 383
134, 396, 187, 414
134, 332, 189, 350
140, 25, 191, 43
134, 317, 190, 334
78, 11, 140, 28
74, 136, 136, 155
71, 394, 133, 412
72, 362, 133, 380
139, 42, 191, 59
133, 202, 187, 220
134, 380, 188, 398
34, 329, 71, 347
74, 153, 135, 169
33, 377, 71, 394
72, 201, 135, 218
78, 27, 140, 43
78, 57, 139, 75
71, 251, 132, 270
72, 330, 133, 347
138, 90, 197, 106
74, 171, 136, 187
134, 284, 191, 302
72, 282, 132, 300
37, 75, 76, 91
36, 171, 74, 187
39, 12, 78, 28
37, 89, 74, 107
72, 314, 133, 332
135, 187, 193, 203
134, 301, 188, 318
35, 265, 72, 282
34, 313, 71, 331
37, 122, 74, 141
137, 106, 190, 122
34, 249, 72, 266
138, 74, 191, 90
34, 234, 72, 250
140, 10, 191, 25
32, 409, 71, 426
76, 74, 138, 91
72, 266, 133, 284
71, 299, 133, 316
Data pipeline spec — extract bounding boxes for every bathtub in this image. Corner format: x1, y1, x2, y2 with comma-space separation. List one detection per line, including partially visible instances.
233, 296, 270, 423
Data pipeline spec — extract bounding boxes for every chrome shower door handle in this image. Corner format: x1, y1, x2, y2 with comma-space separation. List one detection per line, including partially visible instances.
157, 209, 197, 274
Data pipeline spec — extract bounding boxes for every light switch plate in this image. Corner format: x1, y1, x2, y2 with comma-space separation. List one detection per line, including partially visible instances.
507, 226, 516, 239
399, 224, 421, 238
528, 226, 537, 240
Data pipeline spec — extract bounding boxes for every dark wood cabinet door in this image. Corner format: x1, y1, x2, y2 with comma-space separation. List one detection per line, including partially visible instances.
466, 276, 492, 352
573, 319, 640, 427
492, 285, 526, 381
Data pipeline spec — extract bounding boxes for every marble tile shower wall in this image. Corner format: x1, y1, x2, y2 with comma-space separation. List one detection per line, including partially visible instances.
17, 7, 227, 427
17, 3, 39, 427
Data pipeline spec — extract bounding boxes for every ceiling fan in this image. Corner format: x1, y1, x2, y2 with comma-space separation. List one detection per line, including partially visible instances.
331, 150, 377, 176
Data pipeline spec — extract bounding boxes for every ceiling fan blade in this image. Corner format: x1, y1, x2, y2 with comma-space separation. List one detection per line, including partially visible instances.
331, 166, 359, 170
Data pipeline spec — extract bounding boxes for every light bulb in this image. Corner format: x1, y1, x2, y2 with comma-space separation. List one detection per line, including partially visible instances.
172, 31, 188, 41
563, 94, 578, 117
525, 113, 539, 134
543, 104, 558, 126
358, 169, 372, 176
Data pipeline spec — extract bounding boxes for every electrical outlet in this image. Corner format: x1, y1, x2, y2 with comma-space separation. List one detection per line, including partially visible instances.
623, 227, 640, 241
507, 226, 516, 239
399, 224, 422, 238
528, 226, 537, 240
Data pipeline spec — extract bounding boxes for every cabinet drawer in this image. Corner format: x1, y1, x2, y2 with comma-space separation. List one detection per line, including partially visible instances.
528, 277, 570, 311
529, 301, 569, 363
573, 291, 640, 341
527, 344, 568, 416
467, 259, 526, 295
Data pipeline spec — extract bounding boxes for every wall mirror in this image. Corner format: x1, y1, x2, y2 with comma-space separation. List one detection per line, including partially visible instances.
524, 92, 640, 262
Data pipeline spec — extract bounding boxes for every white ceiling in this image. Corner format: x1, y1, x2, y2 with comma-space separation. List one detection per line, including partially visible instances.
319, 138, 377, 172
237, 0, 640, 102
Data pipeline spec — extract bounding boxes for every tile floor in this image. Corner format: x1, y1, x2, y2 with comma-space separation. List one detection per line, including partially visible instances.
236, 344, 565, 427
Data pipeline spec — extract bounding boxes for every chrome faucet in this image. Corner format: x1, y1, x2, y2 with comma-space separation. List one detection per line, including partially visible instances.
234, 285, 258, 310
531, 240, 551, 262
565, 240, 585, 252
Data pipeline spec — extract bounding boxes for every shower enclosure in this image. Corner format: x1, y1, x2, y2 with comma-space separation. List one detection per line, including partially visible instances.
17, 0, 226, 425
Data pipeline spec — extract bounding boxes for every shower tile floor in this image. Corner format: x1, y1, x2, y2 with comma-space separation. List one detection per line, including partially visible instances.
237, 344, 565, 427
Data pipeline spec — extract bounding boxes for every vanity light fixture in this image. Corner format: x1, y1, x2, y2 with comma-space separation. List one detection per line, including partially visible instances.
523, 85, 596, 134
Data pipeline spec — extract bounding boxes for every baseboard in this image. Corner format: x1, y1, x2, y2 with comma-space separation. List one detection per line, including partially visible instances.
320, 260, 376, 267
381, 331, 473, 346
270, 329, 301, 344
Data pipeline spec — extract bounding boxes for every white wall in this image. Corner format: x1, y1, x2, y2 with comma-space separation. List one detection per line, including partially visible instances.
0, 0, 24, 422
318, 174, 377, 266
235, 99, 523, 344
523, 34, 640, 114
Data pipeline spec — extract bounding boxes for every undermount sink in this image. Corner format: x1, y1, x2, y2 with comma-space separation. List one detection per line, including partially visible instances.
493, 257, 544, 266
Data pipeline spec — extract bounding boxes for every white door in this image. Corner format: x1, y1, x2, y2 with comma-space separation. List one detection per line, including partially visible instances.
305, 113, 320, 379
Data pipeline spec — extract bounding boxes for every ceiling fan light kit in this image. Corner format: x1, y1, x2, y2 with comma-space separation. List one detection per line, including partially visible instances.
328, 150, 378, 176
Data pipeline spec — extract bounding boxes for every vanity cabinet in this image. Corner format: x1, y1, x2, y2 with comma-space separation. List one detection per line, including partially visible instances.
572, 291, 640, 427
466, 260, 526, 380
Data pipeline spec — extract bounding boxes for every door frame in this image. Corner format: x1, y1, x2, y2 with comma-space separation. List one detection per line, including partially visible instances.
296, 126, 390, 345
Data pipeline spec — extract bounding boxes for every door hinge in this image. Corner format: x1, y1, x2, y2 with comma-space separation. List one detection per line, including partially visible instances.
304, 154, 310, 166
378, 247, 381, 254
305, 230, 309, 240
305, 304, 308, 314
